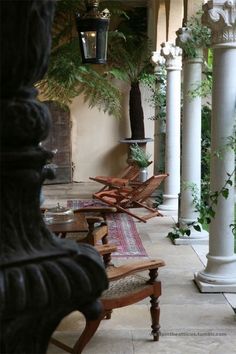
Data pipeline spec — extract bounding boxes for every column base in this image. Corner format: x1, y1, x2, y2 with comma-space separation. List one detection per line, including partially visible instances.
194, 273, 236, 293
173, 234, 209, 245
158, 194, 178, 211
194, 254, 236, 293
174, 220, 209, 245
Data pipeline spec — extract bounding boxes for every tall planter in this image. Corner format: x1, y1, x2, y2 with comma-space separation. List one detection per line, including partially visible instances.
129, 82, 145, 139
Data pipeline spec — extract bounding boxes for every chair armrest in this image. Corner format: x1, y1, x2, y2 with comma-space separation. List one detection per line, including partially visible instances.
95, 244, 117, 267
95, 244, 117, 255
107, 259, 165, 281
90, 176, 129, 187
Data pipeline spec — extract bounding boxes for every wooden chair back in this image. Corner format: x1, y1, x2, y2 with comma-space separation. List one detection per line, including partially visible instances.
128, 174, 168, 203
119, 163, 140, 180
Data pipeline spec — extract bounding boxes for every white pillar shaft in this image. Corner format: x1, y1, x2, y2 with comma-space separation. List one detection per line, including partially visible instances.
165, 68, 181, 196
209, 47, 236, 257
158, 43, 182, 211
180, 58, 202, 223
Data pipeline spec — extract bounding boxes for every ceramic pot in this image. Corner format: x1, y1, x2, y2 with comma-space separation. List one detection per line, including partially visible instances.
139, 168, 148, 182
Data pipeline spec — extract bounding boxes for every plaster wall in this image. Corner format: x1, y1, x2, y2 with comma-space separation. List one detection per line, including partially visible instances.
156, 0, 167, 48
187, 0, 203, 18
154, 0, 203, 50
167, 1, 183, 43
70, 83, 155, 182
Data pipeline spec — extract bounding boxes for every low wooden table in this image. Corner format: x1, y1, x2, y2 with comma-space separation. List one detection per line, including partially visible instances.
47, 212, 112, 265
48, 213, 88, 238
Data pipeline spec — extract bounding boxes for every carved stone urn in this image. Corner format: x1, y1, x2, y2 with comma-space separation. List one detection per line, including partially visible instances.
0, 2, 108, 353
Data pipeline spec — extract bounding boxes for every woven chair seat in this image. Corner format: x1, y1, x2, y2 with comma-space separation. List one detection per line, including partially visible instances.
102, 273, 147, 299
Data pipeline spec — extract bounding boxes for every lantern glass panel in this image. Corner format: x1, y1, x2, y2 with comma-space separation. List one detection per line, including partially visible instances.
97, 30, 108, 60
81, 31, 97, 59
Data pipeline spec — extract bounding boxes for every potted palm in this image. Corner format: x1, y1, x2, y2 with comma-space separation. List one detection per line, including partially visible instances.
106, 4, 154, 140
108, 33, 153, 140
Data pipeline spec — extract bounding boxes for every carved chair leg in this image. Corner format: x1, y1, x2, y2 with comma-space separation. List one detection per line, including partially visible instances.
104, 309, 112, 320
72, 313, 105, 354
150, 295, 160, 341
102, 252, 112, 267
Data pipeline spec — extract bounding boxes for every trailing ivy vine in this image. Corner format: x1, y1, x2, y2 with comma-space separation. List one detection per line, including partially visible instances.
140, 65, 167, 122
168, 127, 236, 246
168, 171, 235, 240
180, 10, 211, 59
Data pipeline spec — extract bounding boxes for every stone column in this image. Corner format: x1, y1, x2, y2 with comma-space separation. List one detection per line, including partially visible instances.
195, 0, 236, 292
175, 28, 209, 244
158, 42, 182, 211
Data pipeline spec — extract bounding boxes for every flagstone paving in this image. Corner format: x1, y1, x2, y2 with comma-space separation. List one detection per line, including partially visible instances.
43, 182, 236, 354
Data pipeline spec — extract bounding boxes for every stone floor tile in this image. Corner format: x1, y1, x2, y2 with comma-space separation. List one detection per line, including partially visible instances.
224, 293, 236, 312
132, 331, 236, 354
160, 303, 236, 329
48, 330, 134, 354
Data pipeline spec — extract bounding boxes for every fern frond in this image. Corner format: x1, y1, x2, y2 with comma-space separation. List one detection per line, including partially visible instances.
37, 39, 121, 117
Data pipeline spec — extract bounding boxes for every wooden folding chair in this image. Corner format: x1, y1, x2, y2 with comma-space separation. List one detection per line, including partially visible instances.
89, 163, 141, 192
93, 174, 168, 223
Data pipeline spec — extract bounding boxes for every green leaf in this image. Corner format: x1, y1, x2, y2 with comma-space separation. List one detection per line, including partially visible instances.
130, 143, 151, 167
193, 224, 201, 232
198, 217, 204, 225
186, 229, 191, 236
221, 188, 229, 199
208, 208, 215, 218
109, 68, 129, 82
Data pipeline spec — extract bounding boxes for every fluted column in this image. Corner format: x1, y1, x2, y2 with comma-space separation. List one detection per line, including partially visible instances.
195, 0, 236, 292
158, 43, 182, 211
175, 28, 209, 244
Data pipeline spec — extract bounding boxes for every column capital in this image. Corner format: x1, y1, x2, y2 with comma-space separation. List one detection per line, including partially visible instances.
203, 0, 236, 46
176, 27, 204, 61
151, 51, 165, 66
160, 42, 182, 70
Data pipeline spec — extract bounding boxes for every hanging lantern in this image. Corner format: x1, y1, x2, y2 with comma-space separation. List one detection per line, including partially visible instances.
76, 0, 110, 64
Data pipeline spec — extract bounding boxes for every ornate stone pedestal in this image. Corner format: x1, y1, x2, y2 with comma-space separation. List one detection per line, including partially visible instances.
0, 2, 108, 353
